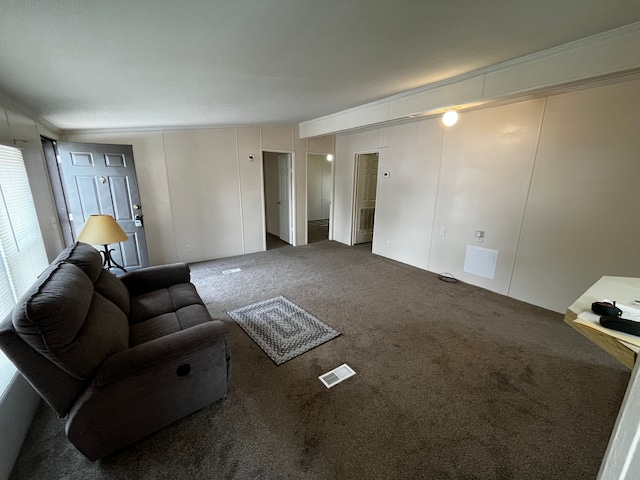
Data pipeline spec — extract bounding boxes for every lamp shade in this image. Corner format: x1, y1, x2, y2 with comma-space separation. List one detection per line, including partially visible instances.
77, 214, 129, 245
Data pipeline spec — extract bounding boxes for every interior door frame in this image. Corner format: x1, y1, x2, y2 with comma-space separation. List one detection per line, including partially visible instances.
351, 150, 380, 246
41, 136, 74, 247
260, 149, 296, 249
49, 140, 150, 270
305, 151, 335, 245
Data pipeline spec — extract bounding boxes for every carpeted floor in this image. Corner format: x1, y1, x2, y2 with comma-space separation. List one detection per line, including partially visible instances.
266, 220, 328, 250
9, 241, 629, 479
308, 220, 328, 244
266, 233, 288, 250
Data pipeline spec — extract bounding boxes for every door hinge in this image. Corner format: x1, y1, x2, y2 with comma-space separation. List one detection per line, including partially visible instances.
56, 154, 61, 164
68, 213, 73, 221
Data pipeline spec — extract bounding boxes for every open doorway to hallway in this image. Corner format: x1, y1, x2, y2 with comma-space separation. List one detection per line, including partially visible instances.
263, 151, 293, 250
352, 151, 379, 247
307, 153, 332, 244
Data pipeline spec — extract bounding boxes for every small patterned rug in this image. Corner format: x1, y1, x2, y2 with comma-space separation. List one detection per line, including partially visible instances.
227, 295, 340, 365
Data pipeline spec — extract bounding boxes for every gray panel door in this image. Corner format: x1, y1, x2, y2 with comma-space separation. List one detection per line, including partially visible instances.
56, 141, 150, 271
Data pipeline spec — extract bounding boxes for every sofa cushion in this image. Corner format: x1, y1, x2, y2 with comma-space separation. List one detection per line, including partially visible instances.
129, 304, 212, 346
94, 269, 130, 316
56, 242, 104, 284
128, 283, 204, 325
12, 262, 129, 379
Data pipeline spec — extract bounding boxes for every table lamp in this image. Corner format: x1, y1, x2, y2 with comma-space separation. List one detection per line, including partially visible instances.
77, 214, 129, 273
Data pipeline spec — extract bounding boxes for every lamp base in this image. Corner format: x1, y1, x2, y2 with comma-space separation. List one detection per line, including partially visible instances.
99, 244, 127, 273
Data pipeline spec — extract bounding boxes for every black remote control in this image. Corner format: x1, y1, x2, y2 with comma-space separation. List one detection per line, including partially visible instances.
600, 315, 640, 337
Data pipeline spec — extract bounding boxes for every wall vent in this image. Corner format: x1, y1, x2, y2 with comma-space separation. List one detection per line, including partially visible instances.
319, 364, 356, 388
463, 245, 498, 280
222, 268, 242, 275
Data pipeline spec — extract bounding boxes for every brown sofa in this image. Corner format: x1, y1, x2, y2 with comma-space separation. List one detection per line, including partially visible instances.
0, 242, 230, 460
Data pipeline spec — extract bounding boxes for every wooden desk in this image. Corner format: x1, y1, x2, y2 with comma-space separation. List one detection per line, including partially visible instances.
564, 276, 640, 369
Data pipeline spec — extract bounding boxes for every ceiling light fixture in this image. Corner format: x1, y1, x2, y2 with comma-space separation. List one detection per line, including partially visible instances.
326, 154, 334, 161
442, 110, 459, 127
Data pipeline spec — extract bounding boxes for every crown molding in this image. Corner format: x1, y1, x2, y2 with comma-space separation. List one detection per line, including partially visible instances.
300, 22, 640, 138
62, 122, 298, 136
0, 91, 61, 135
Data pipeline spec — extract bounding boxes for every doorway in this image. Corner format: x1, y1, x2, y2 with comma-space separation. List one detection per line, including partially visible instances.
262, 151, 293, 250
41, 137, 151, 271
352, 152, 379, 246
306, 153, 332, 244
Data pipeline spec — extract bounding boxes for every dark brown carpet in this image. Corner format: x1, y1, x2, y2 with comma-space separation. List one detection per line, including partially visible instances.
266, 233, 288, 250
9, 241, 629, 479
308, 220, 329, 244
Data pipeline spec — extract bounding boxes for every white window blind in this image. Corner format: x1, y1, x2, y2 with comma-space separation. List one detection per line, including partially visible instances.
0, 144, 49, 394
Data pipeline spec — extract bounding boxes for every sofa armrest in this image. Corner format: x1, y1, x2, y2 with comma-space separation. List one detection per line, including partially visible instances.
119, 263, 191, 297
94, 320, 228, 387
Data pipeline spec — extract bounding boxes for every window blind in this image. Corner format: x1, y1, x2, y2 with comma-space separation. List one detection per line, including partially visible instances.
0, 144, 49, 394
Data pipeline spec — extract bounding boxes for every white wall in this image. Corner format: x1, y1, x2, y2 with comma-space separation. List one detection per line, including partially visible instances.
429, 99, 544, 294
509, 80, 640, 309
67, 126, 335, 263
0, 106, 64, 261
163, 128, 244, 261
0, 103, 61, 480
375, 120, 443, 270
0, 375, 40, 480
333, 79, 640, 313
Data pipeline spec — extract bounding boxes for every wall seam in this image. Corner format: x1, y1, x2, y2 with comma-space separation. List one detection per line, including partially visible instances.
506, 97, 548, 297
426, 125, 447, 271
160, 130, 180, 264
235, 128, 246, 253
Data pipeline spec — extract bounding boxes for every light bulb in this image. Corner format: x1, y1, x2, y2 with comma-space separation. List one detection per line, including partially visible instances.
442, 111, 458, 126
326, 154, 334, 161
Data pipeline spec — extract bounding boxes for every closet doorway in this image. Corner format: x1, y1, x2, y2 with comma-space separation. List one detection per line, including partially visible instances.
306, 153, 332, 244
263, 151, 293, 250
352, 152, 379, 245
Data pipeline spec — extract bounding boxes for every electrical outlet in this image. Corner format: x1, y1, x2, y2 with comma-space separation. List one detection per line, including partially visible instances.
385, 240, 390, 247
186, 244, 192, 252
439, 227, 446, 236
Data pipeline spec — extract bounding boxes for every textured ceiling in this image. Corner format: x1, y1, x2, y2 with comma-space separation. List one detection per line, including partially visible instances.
0, 0, 639, 131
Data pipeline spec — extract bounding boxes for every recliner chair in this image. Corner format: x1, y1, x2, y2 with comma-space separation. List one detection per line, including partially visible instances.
0, 242, 230, 460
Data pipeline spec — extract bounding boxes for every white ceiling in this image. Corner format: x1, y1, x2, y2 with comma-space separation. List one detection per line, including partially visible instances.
1, 0, 639, 131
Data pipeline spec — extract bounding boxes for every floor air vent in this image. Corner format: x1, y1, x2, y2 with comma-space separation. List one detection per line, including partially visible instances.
319, 364, 356, 388
222, 268, 242, 275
